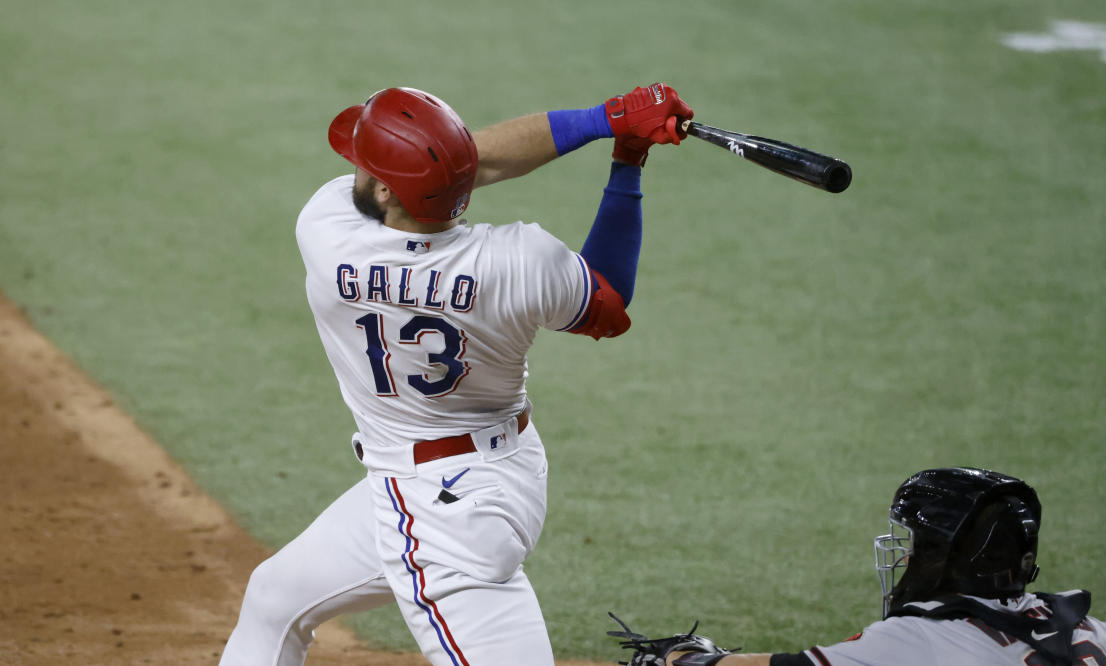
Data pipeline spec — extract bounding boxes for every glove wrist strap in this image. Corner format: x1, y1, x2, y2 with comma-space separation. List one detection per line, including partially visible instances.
547, 104, 614, 155
673, 654, 727, 666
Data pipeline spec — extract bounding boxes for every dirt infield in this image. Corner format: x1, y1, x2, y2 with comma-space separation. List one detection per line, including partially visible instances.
0, 295, 600, 665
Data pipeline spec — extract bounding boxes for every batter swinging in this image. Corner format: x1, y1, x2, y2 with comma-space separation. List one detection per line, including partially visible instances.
219, 83, 693, 665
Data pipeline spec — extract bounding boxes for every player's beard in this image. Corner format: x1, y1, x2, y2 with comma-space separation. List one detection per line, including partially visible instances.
352, 175, 386, 221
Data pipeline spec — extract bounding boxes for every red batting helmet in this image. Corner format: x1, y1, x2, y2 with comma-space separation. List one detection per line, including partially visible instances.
328, 87, 478, 223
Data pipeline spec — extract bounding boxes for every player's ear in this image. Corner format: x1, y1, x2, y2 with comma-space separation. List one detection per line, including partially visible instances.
372, 180, 395, 206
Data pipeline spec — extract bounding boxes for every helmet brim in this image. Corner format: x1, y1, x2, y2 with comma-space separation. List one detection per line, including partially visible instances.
328, 105, 367, 168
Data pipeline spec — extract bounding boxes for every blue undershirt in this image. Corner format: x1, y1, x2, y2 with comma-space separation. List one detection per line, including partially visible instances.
580, 163, 642, 306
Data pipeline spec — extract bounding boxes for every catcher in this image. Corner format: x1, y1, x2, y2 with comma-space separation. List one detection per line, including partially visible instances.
609, 467, 1105, 666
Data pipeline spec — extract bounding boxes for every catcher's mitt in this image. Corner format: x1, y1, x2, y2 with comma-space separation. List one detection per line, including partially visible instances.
607, 612, 733, 666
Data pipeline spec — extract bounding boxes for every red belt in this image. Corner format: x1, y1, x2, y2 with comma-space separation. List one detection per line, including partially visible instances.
412, 409, 531, 465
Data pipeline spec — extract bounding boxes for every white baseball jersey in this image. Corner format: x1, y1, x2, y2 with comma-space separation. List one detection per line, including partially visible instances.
799, 593, 1106, 665
296, 174, 593, 468
220, 173, 593, 666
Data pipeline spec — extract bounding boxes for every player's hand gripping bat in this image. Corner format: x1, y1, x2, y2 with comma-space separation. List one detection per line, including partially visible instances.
680, 119, 852, 194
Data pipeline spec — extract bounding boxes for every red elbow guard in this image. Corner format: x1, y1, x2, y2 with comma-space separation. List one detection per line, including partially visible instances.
570, 270, 631, 340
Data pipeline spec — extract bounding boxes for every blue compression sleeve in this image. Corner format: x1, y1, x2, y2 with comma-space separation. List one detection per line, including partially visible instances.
580, 162, 643, 305
547, 104, 614, 155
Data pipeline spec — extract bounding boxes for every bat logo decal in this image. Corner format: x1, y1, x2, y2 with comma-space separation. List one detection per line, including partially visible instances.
725, 139, 745, 157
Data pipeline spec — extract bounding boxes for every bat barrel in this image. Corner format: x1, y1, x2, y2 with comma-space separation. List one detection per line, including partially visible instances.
737, 133, 851, 194
683, 121, 852, 194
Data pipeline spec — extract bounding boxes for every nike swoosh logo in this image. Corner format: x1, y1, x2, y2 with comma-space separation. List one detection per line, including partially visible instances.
1031, 630, 1058, 641
442, 468, 470, 489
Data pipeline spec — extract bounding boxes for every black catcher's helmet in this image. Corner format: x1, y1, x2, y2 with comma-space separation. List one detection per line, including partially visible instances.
874, 467, 1041, 618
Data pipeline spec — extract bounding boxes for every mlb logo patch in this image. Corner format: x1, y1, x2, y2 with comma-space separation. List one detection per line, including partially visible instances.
489, 433, 505, 450
405, 240, 431, 254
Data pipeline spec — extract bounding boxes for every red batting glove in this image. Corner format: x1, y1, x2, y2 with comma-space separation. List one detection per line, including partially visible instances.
605, 83, 694, 144
612, 134, 654, 166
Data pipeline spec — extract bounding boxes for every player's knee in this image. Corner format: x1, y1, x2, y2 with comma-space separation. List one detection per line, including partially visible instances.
221, 557, 314, 665
240, 556, 298, 626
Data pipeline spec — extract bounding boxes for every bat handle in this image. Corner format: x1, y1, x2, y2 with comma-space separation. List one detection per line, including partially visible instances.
679, 119, 710, 143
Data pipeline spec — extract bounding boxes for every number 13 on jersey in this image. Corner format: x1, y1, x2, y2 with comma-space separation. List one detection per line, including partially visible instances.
355, 313, 470, 398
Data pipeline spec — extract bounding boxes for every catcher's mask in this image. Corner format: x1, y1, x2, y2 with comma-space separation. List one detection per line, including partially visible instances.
874, 467, 1041, 618
328, 87, 478, 223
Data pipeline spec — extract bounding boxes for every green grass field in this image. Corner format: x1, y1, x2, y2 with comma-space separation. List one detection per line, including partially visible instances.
3, 0, 1104, 659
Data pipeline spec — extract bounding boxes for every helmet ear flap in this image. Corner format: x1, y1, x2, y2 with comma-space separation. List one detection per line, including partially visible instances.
1023, 551, 1040, 585
946, 495, 1040, 597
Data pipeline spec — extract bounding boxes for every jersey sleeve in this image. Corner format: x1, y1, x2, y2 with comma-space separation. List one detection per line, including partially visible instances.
801, 618, 937, 666
295, 175, 360, 283
551, 253, 595, 332
507, 222, 595, 332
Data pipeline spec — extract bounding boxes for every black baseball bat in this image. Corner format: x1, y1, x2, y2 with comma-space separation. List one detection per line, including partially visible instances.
680, 120, 852, 194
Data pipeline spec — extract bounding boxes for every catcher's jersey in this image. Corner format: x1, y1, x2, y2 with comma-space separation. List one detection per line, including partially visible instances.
800, 593, 1106, 665
296, 175, 592, 449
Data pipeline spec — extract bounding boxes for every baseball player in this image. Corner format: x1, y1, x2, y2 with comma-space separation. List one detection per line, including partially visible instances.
219, 83, 693, 666
611, 467, 1106, 666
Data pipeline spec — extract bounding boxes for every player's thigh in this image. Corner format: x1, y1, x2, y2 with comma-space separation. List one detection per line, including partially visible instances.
370, 445, 552, 665
245, 475, 392, 619
395, 566, 554, 666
